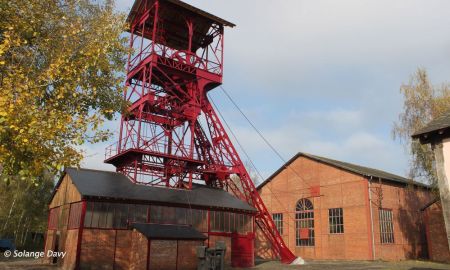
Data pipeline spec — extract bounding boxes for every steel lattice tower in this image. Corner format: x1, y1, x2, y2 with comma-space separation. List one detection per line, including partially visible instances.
105, 0, 296, 263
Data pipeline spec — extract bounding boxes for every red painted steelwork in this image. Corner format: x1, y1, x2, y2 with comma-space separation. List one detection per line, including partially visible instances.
75, 200, 87, 270
231, 233, 255, 268
105, 0, 296, 263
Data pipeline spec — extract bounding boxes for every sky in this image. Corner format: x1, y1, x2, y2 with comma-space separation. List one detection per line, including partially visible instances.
81, 0, 450, 184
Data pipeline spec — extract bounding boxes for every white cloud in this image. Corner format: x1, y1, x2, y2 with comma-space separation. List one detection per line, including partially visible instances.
222, 109, 408, 178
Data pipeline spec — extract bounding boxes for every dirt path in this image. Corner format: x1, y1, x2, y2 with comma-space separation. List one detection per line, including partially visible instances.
225, 260, 450, 270
1, 258, 449, 270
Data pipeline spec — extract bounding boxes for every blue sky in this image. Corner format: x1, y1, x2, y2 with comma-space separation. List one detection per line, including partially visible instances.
81, 0, 450, 184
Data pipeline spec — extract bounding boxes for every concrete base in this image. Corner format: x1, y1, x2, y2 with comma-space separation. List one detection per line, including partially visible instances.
290, 257, 305, 265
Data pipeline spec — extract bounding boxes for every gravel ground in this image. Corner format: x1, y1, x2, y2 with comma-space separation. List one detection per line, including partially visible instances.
225, 259, 450, 270
0, 258, 56, 270
1, 257, 449, 270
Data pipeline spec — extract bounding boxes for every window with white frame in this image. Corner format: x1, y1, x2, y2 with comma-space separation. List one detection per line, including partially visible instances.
379, 209, 394, 244
329, 208, 344, 234
272, 213, 283, 235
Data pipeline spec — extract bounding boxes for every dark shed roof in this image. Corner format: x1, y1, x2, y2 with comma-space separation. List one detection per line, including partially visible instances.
61, 168, 255, 212
258, 152, 428, 190
412, 109, 450, 144
131, 223, 207, 240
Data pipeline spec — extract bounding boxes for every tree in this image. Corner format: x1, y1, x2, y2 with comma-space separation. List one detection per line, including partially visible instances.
393, 68, 450, 186
0, 0, 128, 183
0, 174, 54, 247
230, 160, 261, 198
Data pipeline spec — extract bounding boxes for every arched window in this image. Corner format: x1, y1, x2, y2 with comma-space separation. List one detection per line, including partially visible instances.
295, 198, 314, 246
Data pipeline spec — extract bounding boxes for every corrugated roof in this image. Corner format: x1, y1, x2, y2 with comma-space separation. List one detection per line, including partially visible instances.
61, 168, 255, 212
412, 109, 450, 143
258, 152, 428, 190
131, 223, 207, 240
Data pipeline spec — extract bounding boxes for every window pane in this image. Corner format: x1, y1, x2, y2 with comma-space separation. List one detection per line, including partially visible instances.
329, 208, 344, 234
295, 199, 314, 246
223, 212, 230, 232
98, 203, 108, 228
200, 210, 207, 232
164, 207, 177, 224
131, 204, 148, 223
189, 209, 206, 232
113, 204, 129, 228
272, 213, 283, 235
150, 205, 162, 223
245, 215, 252, 233
229, 213, 235, 233
91, 202, 101, 228
242, 215, 248, 234
219, 211, 225, 232
212, 211, 222, 232
175, 207, 187, 225
236, 214, 243, 233
379, 209, 394, 244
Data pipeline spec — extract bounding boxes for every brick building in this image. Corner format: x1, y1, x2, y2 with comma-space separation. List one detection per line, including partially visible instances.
256, 152, 433, 261
45, 168, 256, 270
421, 199, 450, 262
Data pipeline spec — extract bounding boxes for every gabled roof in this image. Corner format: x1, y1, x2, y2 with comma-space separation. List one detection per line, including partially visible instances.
57, 168, 255, 213
412, 109, 450, 144
131, 223, 207, 240
258, 152, 428, 190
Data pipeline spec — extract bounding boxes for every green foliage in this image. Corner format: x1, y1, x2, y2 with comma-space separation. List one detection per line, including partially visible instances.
0, 173, 54, 246
393, 68, 450, 186
0, 0, 128, 182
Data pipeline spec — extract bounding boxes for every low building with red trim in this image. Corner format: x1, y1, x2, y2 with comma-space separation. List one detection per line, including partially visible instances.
44, 168, 256, 270
256, 152, 433, 261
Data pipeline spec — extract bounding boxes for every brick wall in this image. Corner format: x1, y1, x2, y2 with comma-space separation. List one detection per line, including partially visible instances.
177, 240, 204, 270
80, 229, 116, 270
115, 230, 132, 270
209, 235, 232, 265
424, 202, 450, 263
370, 182, 430, 260
130, 231, 147, 270
78, 229, 204, 270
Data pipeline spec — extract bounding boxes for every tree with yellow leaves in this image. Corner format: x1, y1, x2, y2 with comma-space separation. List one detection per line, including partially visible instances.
0, 0, 128, 183
393, 68, 450, 187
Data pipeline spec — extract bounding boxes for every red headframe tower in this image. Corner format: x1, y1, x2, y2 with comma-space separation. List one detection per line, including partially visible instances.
105, 0, 297, 263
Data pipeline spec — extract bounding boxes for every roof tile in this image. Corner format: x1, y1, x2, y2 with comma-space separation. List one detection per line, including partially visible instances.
258, 152, 428, 189
61, 168, 256, 212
